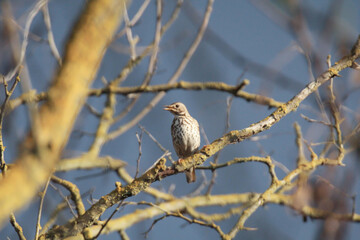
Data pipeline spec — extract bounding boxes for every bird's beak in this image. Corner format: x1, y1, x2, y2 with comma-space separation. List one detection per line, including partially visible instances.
163, 105, 172, 111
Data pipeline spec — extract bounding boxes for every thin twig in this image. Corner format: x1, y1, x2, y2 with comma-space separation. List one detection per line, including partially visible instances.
115, 0, 151, 39
123, 2, 138, 60
134, 131, 143, 179
49, 182, 78, 218
206, 96, 233, 195
35, 176, 52, 240
84, 102, 102, 118
39, 202, 67, 235
327, 55, 344, 161
92, 200, 125, 239
51, 175, 85, 215
42, 3, 62, 65
300, 114, 333, 127
1, 71, 21, 173
10, 213, 26, 240
138, 124, 174, 162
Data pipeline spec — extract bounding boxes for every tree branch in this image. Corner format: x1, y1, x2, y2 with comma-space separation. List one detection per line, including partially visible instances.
0, 0, 129, 226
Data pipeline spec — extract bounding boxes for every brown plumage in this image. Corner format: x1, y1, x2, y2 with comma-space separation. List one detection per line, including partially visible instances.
164, 102, 200, 183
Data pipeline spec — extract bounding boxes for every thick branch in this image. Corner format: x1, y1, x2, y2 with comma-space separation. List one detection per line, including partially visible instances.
0, 0, 128, 226
56, 156, 126, 172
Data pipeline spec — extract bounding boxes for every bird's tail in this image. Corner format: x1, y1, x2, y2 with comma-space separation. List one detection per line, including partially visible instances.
185, 167, 196, 183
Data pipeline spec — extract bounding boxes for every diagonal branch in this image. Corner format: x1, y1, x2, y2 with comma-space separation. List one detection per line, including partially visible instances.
0, 0, 129, 226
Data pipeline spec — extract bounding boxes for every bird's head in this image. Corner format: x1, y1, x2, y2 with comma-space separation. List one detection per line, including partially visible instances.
164, 102, 188, 116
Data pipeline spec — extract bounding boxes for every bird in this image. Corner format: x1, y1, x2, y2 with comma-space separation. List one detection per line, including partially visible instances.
164, 102, 200, 183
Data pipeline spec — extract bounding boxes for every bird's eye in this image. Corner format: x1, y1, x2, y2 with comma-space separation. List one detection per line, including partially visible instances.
175, 104, 179, 108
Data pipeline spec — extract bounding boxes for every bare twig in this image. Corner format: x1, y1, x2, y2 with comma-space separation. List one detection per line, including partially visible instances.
51, 175, 85, 216
206, 96, 234, 195
139, 124, 174, 163
0, 72, 21, 173
84, 102, 102, 118
300, 114, 333, 127
327, 55, 344, 161
115, 0, 151, 39
134, 131, 143, 179
39, 202, 67, 235
123, 2, 138, 60
35, 176, 51, 240
42, 3, 62, 65
92, 199, 125, 239
10, 213, 26, 240
49, 182, 78, 218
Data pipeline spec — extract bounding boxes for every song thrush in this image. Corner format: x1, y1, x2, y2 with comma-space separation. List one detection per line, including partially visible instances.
164, 102, 200, 183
